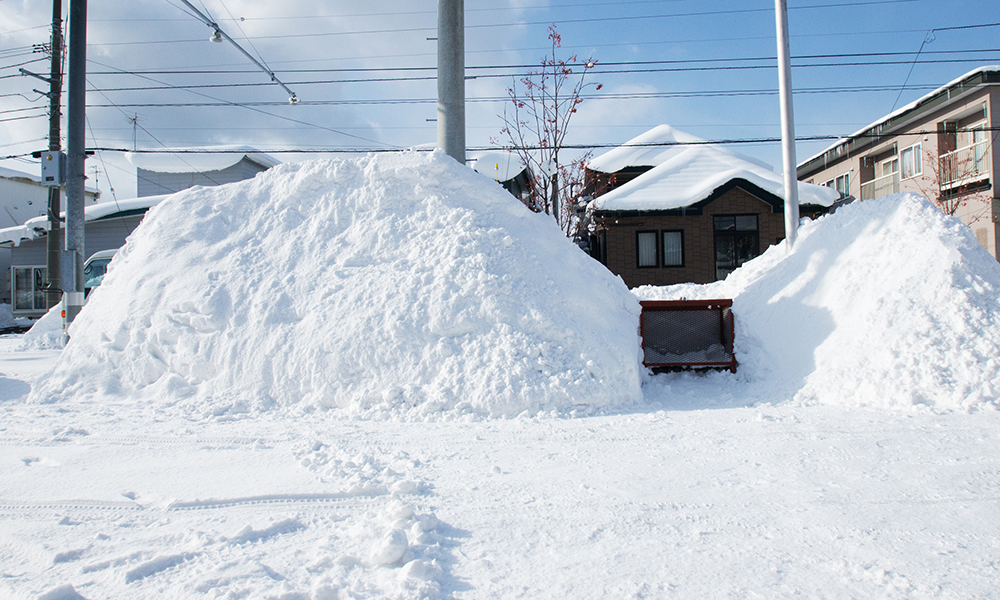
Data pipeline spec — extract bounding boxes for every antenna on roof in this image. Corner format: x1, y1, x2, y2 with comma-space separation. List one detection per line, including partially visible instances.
128, 113, 138, 151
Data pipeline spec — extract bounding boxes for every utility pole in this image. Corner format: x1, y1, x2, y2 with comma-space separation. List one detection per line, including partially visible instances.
63, 0, 87, 334
774, 0, 800, 249
437, 0, 465, 164
45, 0, 63, 310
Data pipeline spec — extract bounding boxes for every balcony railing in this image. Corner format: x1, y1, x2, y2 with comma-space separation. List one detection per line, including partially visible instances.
940, 140, 990, 190
860, 171, 900, 200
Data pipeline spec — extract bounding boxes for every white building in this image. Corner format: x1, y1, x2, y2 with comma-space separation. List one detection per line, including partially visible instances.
0, 166, 99, 310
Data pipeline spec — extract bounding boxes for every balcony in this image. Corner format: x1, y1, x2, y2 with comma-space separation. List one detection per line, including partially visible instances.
860, 171, 900, 200
940, 140, 990, 190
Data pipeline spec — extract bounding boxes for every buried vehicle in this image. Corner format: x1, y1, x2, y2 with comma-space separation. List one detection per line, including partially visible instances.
83, 249, 117, 298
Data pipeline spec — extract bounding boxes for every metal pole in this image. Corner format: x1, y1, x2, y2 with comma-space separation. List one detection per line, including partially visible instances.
45, 0, 63, 310
774, 0, 800, 248
437, 0, 465, 164
64, 0, 86, 334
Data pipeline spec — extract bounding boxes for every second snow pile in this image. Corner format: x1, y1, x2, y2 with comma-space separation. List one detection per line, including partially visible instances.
31, 152, 643, 418
636, 193, 1000, 411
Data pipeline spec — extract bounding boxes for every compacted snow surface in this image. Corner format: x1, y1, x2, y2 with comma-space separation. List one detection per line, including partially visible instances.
2, 165, 1000, 598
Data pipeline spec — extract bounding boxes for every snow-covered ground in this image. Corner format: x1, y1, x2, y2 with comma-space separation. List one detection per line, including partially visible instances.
4, 344, 1000, 599
3, 154, 1000, 598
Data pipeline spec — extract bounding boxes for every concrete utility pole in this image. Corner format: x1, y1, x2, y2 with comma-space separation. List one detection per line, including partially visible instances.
45, 0, 63, 310
774, 0, 800, 249
63, 0, 87, 334
437, 0, 465, 164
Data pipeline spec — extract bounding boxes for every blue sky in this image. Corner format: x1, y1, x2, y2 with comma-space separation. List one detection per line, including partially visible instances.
1, 0, 998, 199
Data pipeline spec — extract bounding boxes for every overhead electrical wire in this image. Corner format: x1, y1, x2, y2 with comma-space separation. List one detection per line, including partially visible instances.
172, 0, 299, 104
6, 127, 997, 162
80, 49, 1000, 92
86, 58, 396, 148
80, 57, 1000, 99
93, 0, 925, 46
77, 47, 1000, 77
76, 26, 969, 69
91, 0, 912, 22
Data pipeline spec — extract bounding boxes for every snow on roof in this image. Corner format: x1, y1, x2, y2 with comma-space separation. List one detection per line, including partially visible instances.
799, 65, 1000, 168
593, 137, 839, 212
31, 152, 644, 419
587, 124, 773, 173
469, 150, 526, 182
126, 146, 280, 174
0, 194, 170, 247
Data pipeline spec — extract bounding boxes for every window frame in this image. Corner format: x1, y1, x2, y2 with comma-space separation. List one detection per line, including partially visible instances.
880, 156, 899, 177
835, 173, 850, 196
12, 265, 47, 313
713, 214, 760, 281
636, 230, 659, 268
661, 230, 685, 268
900, 142, 922, 179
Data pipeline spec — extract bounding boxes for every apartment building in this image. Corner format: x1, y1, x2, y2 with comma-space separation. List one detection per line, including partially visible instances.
798, 67, 999, 257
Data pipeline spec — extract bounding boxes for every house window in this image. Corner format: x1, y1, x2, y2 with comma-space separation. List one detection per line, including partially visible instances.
900, 143, 922, 179
636, 231, 658, 268
13, 266, 46, 312
973, 124, 988, 173
662, 230, 683, 267
714, 215, 759, 281
881, 157, 898, 177
835, 173, 850, 196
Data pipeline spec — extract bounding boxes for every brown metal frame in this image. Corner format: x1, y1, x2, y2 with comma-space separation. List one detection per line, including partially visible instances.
639, 299, 737, 373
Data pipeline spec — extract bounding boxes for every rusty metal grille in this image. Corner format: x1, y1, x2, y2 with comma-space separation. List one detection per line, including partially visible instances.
640, 300, 736, 372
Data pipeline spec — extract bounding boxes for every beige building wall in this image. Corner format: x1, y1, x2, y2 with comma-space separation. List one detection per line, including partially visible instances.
802, 87, 998, 259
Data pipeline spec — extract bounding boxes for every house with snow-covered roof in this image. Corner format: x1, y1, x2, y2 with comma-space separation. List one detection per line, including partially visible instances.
797, 66, 1000, 259
127, 146, 279, 197
0, 195, 169, 317
588, 125, 838, 287
0, 166, 101, 313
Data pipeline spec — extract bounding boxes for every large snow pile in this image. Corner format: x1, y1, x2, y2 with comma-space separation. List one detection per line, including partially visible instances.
30, 152, 643, 419
635, 193, 1000, 411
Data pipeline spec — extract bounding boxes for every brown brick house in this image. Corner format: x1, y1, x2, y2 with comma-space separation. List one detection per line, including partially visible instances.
588, 126, 838, 288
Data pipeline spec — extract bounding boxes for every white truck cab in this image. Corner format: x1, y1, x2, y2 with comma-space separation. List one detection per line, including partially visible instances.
83, 249, 118, 298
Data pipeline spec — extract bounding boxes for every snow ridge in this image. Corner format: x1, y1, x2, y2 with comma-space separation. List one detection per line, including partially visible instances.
636, 193, 1000, 411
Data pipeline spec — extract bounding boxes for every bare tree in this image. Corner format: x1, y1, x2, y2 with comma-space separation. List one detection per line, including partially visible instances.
498, 25, 601, 236
913, 141, 993, 220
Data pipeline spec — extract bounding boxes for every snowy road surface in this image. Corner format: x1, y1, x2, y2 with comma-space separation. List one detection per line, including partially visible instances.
3, 338, 999, 599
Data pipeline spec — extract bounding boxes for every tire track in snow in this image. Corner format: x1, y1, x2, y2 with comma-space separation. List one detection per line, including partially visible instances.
166, 492, 386, 510
0, 433, 283, 447
0, 492, 385, 516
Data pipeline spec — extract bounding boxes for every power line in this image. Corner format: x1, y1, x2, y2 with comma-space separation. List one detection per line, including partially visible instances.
62, 126, 1000, 155
91, 0, 924, 46
88, 0, 694, 22
6, 127, 997, 161
86, 58, 396, 148
81, 52, 1000, 92
172, 0, 299, 104
78, 47, 1000, 79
